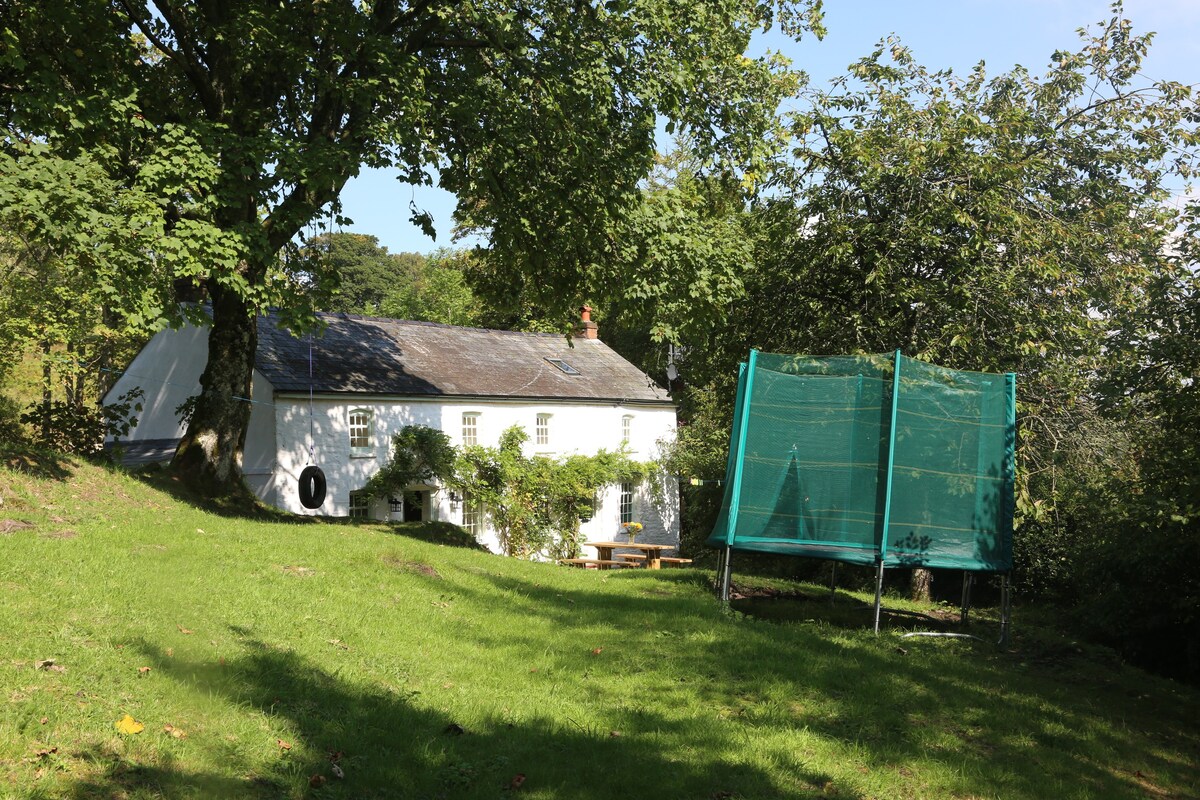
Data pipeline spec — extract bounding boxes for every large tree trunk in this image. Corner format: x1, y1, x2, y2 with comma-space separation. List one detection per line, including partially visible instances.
911, 567, 933, 602
171, 283, 257, 497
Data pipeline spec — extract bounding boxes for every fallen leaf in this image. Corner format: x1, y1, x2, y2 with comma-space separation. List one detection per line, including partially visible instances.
591, 647, 603, 655
332, 763, 345, 779
195, 528, 205, 534
33, 747, 57, 759
609, 730, 621, 738
138, 666, 152, 675
508, 773, 526, 790
894, 646, 908, 656
40, 717, 48, 725
277, 739, 292, 751
35, 659, 56, 670
309, 774, 326, 788
443, 722, 465, 736
115, 715, 145, 735
165, 648, 174, 657
177, 625, 193, 635
328, 750, 343, 763
163, 724, 187, 739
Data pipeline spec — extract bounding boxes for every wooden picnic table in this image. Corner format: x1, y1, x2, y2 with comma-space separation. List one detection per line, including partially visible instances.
584, 541, 674, 570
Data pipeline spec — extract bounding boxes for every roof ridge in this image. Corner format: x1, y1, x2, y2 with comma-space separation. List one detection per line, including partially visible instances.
262, 308, 579, 340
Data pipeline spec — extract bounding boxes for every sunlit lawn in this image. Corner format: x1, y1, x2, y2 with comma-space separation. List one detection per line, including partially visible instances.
1, 449, 1197, 799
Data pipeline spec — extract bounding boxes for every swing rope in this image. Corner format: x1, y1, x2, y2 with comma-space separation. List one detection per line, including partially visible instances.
307, 333, 315, 466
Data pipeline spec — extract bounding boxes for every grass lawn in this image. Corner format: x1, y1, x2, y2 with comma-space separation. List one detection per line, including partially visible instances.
1, 448, 1197, 799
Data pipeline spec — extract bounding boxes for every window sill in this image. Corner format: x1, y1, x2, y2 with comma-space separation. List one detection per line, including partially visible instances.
350, 451, 376, 459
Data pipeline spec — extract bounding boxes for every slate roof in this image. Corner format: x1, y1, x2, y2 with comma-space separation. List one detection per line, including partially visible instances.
255, 312, 672, 405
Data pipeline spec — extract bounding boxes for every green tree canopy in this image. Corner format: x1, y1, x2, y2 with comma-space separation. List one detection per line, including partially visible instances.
297, 233, 425, 316
1, 0, 823, 494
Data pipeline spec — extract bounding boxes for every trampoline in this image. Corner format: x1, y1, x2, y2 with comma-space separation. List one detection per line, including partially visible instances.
707, 350, 1016, 639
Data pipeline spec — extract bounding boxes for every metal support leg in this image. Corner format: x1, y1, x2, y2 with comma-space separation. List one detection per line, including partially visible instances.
714, 547, 726, 598
998, 573, 1012, 647
829, 562, 838, 605
873, 559, 885, 634
720, 546, 734, 605
961, 572, 974, 627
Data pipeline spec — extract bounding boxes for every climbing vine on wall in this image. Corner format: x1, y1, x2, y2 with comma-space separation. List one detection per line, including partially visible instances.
369, 424, 659, 559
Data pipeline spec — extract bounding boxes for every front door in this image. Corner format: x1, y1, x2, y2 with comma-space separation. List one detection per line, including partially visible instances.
402, 490, 426, 522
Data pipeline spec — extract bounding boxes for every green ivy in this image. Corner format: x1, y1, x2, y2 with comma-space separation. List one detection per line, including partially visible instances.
369, 424, 657, 560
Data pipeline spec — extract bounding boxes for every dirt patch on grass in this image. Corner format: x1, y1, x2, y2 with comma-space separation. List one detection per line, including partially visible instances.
0, 519, 35, 535
381, 554, 441, 579
40, 530, 78, 540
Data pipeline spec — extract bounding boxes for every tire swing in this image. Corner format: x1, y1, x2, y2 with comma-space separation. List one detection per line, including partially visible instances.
298, 334, 326, 510
299, 464, 326, 509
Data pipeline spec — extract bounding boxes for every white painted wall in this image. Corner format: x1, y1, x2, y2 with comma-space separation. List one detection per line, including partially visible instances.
107, 322, 680, 553
104, 323, 278, 500
272, 395, 679, 552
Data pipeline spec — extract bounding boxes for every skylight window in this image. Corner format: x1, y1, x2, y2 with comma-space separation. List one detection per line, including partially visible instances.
545, 358, 580, 375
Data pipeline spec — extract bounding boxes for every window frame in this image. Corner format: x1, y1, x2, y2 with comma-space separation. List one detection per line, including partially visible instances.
462, 412, 480, 446
349, 490, 369, 519
348, 408, 374, 457
462, 492, 485, 538
535, 413, 551, 446
619, 481, 634, 524
621, 414, 633, 446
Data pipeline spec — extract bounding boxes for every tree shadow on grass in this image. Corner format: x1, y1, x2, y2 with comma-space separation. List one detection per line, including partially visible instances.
425, 568, 1200, 800
728, 584, 967, 635
0, 443, 75, 481
58, 632, 841, 800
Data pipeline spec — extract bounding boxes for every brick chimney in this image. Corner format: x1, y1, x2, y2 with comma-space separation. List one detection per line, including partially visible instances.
580, 305, 599, 340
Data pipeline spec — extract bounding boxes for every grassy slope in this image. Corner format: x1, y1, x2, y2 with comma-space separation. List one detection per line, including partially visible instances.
0, 450, 1197, 800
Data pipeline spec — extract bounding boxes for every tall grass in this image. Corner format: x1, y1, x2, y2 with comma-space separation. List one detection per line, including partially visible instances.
1, 449, 1197, 799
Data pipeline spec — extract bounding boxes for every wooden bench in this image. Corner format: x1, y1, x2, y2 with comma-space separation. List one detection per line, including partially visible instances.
558, 558, 635, 570
617, 553, 693, 566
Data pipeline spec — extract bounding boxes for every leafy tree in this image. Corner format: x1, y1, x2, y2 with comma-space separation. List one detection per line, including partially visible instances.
666, 8, 1197, 597
380, 248, 482, 327
362, 425, 458, 500
298, 233, 425, 316
2, 0, 823, 496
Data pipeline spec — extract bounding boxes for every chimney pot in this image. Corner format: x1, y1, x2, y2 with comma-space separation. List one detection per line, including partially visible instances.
580, 305, 599, 340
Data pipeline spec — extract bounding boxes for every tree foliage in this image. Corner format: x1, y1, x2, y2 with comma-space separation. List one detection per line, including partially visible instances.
380, 248, 482, 327
453, 426, 653, 559
1, 0, 823, 493
297, 233, 425, 316
362, 425, 458, 500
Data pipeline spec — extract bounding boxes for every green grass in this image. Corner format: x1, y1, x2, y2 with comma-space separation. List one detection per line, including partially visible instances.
1, 448, 1197, 800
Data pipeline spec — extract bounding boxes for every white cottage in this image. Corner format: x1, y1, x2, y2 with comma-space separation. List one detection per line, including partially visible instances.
104, 308, 679, 553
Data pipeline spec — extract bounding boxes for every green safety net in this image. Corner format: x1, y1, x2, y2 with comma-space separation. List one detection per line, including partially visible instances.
706, 351, 1015, 572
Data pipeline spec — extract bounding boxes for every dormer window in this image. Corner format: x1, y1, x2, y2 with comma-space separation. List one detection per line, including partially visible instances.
349, 409, 373, 456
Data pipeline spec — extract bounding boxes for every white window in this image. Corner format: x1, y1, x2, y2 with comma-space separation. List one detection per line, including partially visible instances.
536, 413, 551, 446
349, 409, 373, 456
462, 412, 479, 446
349, 491, 369, 519
621, 414, 633, 445
462, 493, 485, 538
619, 482, 634, 524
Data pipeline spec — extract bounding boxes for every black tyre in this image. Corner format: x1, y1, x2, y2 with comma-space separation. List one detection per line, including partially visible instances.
298, 465, 326, 509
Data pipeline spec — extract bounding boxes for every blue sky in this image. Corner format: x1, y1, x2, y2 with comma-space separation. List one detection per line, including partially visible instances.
337, 0, 1200, 255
